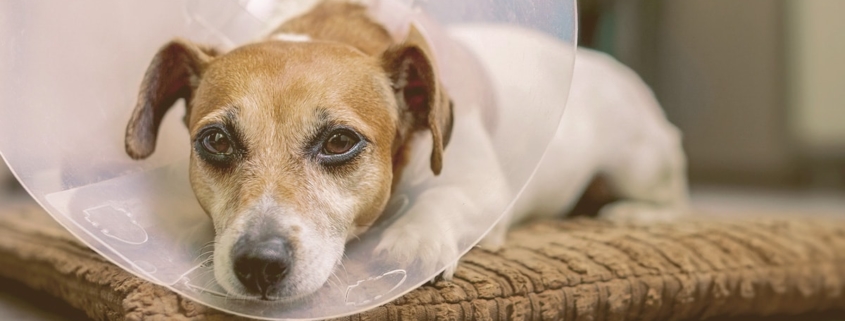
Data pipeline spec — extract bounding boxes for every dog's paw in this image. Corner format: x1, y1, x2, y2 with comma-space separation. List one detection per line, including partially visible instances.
429, 262, 458, 284
373, 187, 484, 282
599, 201, 688, 224
441, 262, 457, 280
373, 216, 461, 279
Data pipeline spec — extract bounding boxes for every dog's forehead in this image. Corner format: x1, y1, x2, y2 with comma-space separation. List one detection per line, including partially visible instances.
191, 41, 397, 133
205, 41, 381, 90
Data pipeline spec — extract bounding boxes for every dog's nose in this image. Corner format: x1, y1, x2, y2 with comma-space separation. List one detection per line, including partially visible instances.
231, 237, 292, 298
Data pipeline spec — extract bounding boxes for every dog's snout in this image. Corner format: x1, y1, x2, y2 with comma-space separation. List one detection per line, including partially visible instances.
232, 237, 292, 298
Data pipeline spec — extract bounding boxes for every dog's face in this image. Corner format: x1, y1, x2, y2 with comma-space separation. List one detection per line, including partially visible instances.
124, 32, 451, 300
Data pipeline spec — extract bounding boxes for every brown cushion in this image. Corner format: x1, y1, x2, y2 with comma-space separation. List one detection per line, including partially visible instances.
1, 201, 844, 321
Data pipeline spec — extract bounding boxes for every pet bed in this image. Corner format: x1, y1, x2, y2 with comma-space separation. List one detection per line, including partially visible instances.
1, 201, 844, 321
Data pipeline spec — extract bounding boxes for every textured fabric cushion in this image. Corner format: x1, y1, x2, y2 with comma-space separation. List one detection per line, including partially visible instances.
1, 201, 844, 321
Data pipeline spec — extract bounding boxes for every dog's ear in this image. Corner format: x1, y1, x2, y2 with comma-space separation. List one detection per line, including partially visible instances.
125, 38, 217, 160
382, 26, 454, 175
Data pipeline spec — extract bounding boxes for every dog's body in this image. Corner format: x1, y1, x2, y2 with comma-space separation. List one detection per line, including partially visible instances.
378, 25, 689, 278
124, 0, 688, 301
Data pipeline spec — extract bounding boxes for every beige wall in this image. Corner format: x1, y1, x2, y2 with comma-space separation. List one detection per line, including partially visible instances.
602, 0, 845, 186
787, 0, 845, 157
653, 0, 793, 184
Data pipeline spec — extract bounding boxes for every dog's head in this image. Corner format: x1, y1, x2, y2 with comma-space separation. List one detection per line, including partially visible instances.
124, 25, 452, 299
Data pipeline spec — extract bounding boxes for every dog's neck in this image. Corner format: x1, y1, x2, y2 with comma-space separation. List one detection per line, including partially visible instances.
267, 1, 395, 57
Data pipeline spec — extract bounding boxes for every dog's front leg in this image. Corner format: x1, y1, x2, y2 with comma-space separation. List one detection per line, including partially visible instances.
374, 186, 483, 279
375, 111, 511, 280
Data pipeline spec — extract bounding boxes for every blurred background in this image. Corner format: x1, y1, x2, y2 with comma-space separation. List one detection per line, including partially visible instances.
578, 0, 845, 215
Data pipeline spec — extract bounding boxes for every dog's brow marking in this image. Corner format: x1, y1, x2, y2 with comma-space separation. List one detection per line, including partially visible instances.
197, 108, 236, 129
316, 107, 330, 124
273, 33, 312, 43
224, 109, 238, 124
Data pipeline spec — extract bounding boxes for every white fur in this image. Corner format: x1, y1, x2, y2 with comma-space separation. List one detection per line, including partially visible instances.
271, 33, 312, 43
375, 25, 689, 276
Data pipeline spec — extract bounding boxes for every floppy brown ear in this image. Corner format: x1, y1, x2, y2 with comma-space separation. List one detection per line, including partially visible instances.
382, 26, 454, 175
125, 38, 217, 160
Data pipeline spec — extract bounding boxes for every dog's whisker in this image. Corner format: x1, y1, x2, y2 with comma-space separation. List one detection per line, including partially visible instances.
197, 241, 216, 253
193, 241, 217, 266
332, 272, 346, 288
192, 252, 215, 267
339, 257, 350, 276
326, 272, 341, 289
199, 277, 217, 293
199, 240, 216, 248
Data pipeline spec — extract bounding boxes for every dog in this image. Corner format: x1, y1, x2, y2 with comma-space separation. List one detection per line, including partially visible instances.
124, 0, 688, 301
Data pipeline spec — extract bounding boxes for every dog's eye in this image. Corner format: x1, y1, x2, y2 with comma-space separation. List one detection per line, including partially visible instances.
323, 131, 359, 155
194, 125, 242, 169
201, 130, 234, 155
316, 128, 365, 166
